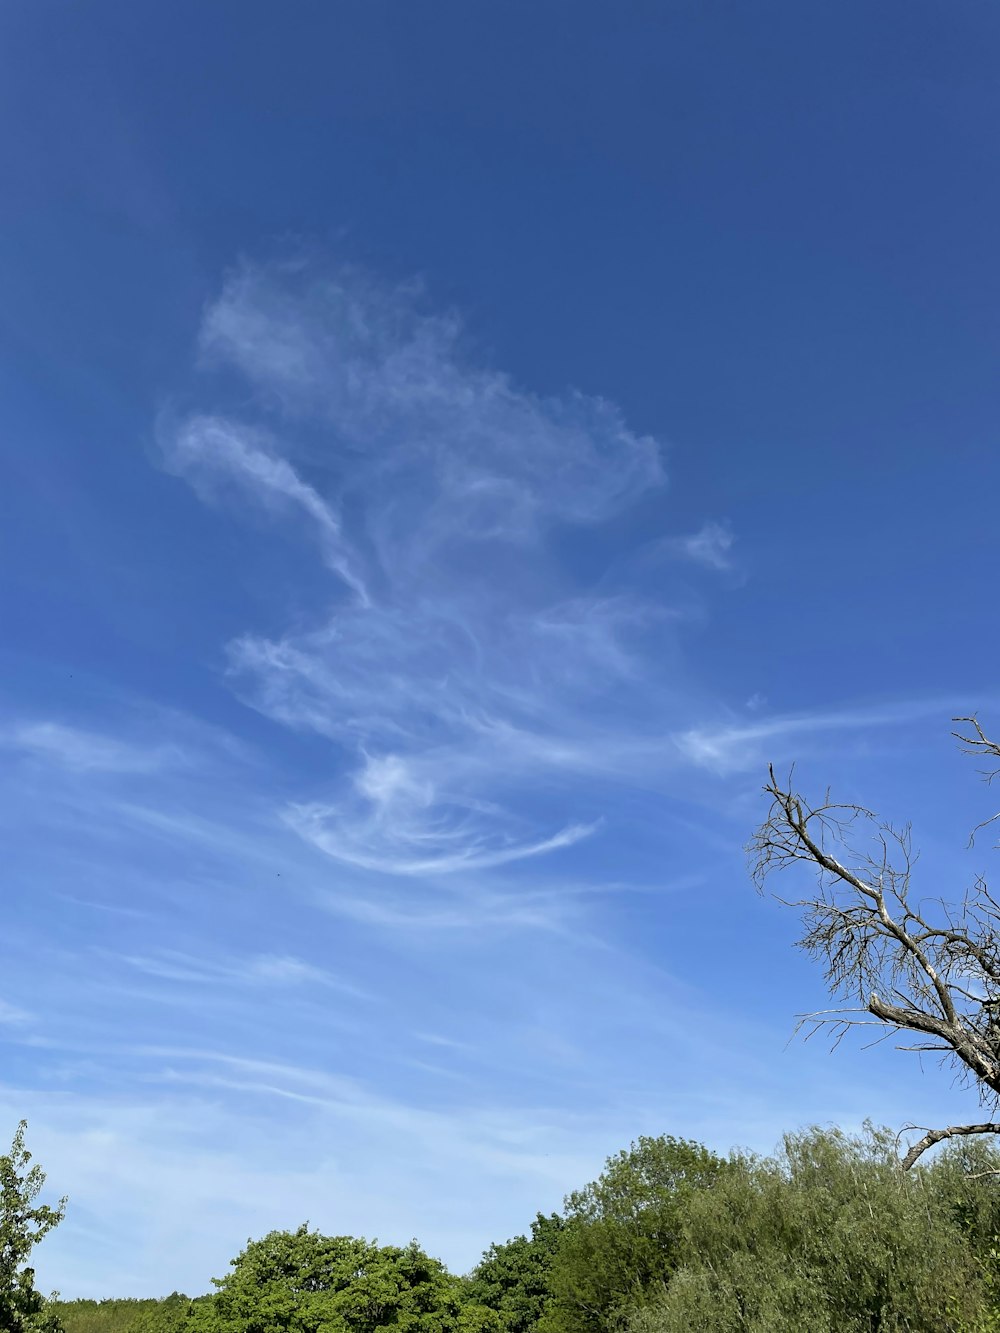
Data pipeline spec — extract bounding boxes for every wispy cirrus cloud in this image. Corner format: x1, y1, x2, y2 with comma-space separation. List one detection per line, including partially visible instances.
164, 414, 370, 602
0, 999, 32, 1026
3, 721, 180, 774
162, 259, 674, 879
194, 260, 663, 534
673, 696, 973, 775
0, 708, 253, 779
162, 260, 965, 897
315, 880, 593, 934
285, 749, 598, 877
115, 949, 370, 999
668, 519, 735, 571
289, 800, 596, 878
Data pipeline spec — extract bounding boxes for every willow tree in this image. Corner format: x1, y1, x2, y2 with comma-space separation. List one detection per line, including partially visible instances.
751, 716, 1000, 1168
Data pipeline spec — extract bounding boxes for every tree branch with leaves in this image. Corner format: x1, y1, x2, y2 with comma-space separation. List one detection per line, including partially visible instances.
0, 1121, 66, 1333
750, 716, 1000, 1169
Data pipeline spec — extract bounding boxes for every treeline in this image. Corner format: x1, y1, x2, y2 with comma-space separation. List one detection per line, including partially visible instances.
51, 1123, 1000, 1333
49, 1294, 207, 1333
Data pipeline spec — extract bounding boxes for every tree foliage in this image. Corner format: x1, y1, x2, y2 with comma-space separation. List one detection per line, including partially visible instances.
0, 1120, 66, 1333
52, 1295, 202, 1333
751, 716, 1000, 1166
624, 1125, 1000, 1332
32, 1122, 1000, 1333
538, 1136, 727, 1333
465, 1214, 564, 1333
194, 1224, 495, 1333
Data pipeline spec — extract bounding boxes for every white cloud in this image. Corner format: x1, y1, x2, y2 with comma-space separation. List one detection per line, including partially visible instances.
669, 519, 735, 571
166, 263, 970, 881
114, 949, 369, 998
159, 260, 677, 879
163, 414, 369, 602
674, 696, 970, 775
3, 722, 175, 774
316, 890, 555, 933
278, 741, 603, 880
287, 791, 597, 877
196, 259, 664, 536
248, 954, 346, 986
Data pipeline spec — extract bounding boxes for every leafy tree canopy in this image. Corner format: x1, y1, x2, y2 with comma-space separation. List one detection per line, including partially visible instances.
539, 1136, 727, 1333
465, 1214, 564, 1333
0, 1120, 66, 1333
196, 1225, 496, 1333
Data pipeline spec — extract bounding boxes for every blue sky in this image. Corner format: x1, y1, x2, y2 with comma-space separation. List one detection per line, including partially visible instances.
3, 0, 1000, 1299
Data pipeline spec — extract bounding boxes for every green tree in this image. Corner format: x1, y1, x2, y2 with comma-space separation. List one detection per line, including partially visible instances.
625, 1125, 1000, 1332
133, 1294, 204, 1333
197, 1224, 493, 1333
0, 1120, 66, 1333
539, 1137, 726, 1333
466, 1214, 564, 1333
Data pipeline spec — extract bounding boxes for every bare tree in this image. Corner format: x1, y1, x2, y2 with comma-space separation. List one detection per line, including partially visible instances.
750, 716, 1000, 1169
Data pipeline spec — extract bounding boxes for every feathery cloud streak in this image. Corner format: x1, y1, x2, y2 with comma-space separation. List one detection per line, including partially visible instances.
164, 260, 673, 877
3, 722, 180, 774
669, 520, 735, 571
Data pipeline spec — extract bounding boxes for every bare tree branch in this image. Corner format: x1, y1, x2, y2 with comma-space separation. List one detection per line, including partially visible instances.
900, 1123, 1000, 1171
750, 716, 1000, 1168
953, 716, 1000, 845
952, 715, 1000, 771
